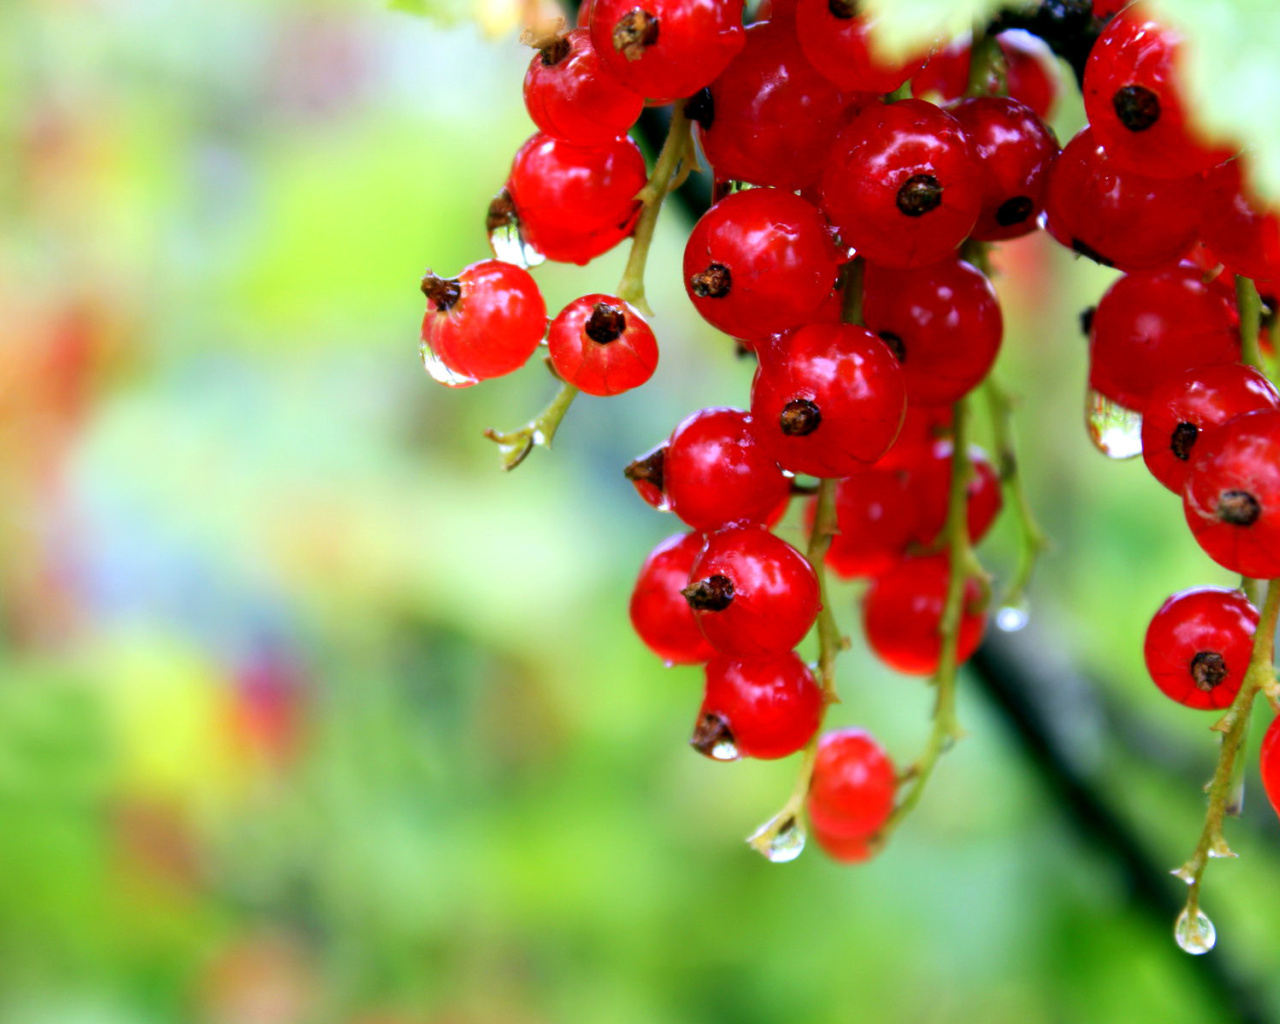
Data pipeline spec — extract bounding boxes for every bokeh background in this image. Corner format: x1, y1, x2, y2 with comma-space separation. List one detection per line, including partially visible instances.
4, 1, 1280, 1022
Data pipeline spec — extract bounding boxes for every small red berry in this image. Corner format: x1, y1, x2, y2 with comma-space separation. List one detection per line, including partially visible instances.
692, 652, 823, 760
1261, 716, 1280, 822
523, 29, 645, 146
1143, 587, 1258, 710
807, 728, 897, 839
862, 556, 987, 676
547, 294, 658, 396
630, 532, 715, 665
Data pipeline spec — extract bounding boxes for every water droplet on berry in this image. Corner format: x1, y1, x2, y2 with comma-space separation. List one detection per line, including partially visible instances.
420, 339, 478, 387
488, 218, 546, 269
746, 811, 806, 863
995, 598, 1030, 632
1174, 907, 1216, 954
1085, 389, 1143, 460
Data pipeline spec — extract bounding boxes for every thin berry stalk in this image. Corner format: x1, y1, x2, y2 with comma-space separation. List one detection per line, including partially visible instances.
1237, 275, 1263, 374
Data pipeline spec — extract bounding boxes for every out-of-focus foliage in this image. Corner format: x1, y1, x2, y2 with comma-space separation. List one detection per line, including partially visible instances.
2, 1, 1280, 1023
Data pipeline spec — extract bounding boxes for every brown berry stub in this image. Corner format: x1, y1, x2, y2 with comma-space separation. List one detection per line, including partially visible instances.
1170, 421, 1198, 461
538, 35, 572, 66
779, 398, 822, 436
995, 195, 1034, 227
682, 574, 735, 611
690, 262, 732, 298
613, 8, 659, 61
1218, 489, 1262, 526
420, 270, 462, 311
827, 0, 856, 18
877, 331, 906, 363
690, 712, 737, 760
896, 174, 943, 217
624, 446, 665, 491
1112, 84, 1161, 132
1190, 651, 1228, 692
584, 302, 627, 343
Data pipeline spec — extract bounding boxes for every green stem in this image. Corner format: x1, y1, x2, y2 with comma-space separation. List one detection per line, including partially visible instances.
1175, 580, 1280, 931
482, 382, 580, 470
965, 23, 1007, 98
1237, 275, 1262, 372
841, 258, 865, 327
873, 397, 980, 845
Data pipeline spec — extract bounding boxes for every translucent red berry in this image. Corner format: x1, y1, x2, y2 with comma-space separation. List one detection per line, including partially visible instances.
1141, 364, 1280, 494
1143, 588, 1258, 710
685, 526, 820, 658
663, 407, 790, 531
1183, 410, 1280, 578
820, 100, 982, 270
749, 323, 906, 477
683, 189, 841, 342
692, 652, 823, 760
913, 30, 1060, 121
589, 0, 746, 102
1200, 159, 1280, 284
501, 132, 647, 266
523, 30, 645, 146
862, 258, 1003, 406
807, 728, 896, 839
419, 260, 547, 386
630, 532, 715, 665
547, 294, 658, 396
862, 556, 987, 676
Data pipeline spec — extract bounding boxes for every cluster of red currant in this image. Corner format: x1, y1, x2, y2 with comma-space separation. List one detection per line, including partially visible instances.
416, 0, 1280, 951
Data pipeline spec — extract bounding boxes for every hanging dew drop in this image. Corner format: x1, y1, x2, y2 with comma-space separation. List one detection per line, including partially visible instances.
1174, 907, 1216, 955
486, 190, 545, 269
747, 813, 806, 863
1085, 389, 1143, 460
995, 598, 1030, 632
420, 339, 478, 387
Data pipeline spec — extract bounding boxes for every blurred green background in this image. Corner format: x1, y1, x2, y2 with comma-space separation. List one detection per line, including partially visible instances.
4, 1, 1280, 1022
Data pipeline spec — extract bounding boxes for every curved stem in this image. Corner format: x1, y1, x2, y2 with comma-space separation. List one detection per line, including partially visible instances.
1174, 579, 1280, 941
482, 382, 580, 470
873, 396, 981, 845
1237, 275, 1263, 373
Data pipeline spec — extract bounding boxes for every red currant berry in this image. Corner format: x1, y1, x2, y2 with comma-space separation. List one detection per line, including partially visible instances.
810, 824, 873, 862
913, 30, 1060, 121
1083, 3, 1234, 180
1143, 587, 1258, 710
664, 407, 790, 531
1141, 364, 1280, 494
793, 0, 928, 93
876, 404, 954, 469
503, 133, 647, 266
1089, 265, 1240, 413
523, 30, 645, 146
589, 0, 746, 102
685, 526, 820, 658
1043, 126, 1201, 272
820, 100, 982, 270
693, 19, 852, 191
1200, 159, 1280, 284
1183, 410, 1280, 578
950, 97, 1059, 243
692, 652, 823, 760
862, 257, 1003, 406
807, 728, 896, 838
1261, 716, 1280, 822
630, 532, 715, 665
750, 322, 906, 477
419, 260, 546, 386
862, 556, 987, 676
908, 440, 1004, 552
547, 294, 658, 396
822, 467, 920, 580
683, 189, 841, 342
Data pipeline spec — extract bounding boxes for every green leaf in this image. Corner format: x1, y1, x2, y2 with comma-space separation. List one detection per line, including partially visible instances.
861, 0, 1036, 61
1154, 0, 1280, 201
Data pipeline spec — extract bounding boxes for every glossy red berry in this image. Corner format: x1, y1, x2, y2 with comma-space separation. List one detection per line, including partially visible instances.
1083, 3, 1234, 180
693, 19, 852, 190
502, 133, 647, 266
589, 0, 746, 102
1143, 588, 1258, 710
1089, 266, 1240, 413
1200, 159, 1280, 284
685, 526, 820, 658
523, 30, 645, 146
419, 260, 547, 386
663, 407, 791, 531
1141, 364, 1280, 494
683, 189, 841, 341
823, 467, 919, 579
750, 323, 906, 477
950, 97, 1059, 242
820, 100, 982, 270
1184, 410, 1280, 578
547, 294, 658, 396
1261, 716, 1280, 822
909, 441, 1004, 552
793, 0, 928, 93
862, 556, 987, 676
692, 652, 823, 760
913, 30, 1060, 121
862, 258, 1003, 406
1043, 126, 1201, 271
630, 532, 715, 665
807, 728, 896, 839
